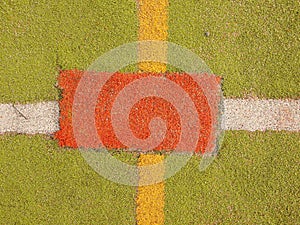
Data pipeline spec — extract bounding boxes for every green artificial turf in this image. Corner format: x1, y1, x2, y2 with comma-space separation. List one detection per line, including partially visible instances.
0, 0, 138, 103
1, 1, 299, 224
0, 135, 137, 224
0, 1, 59, 103
165, 131, 300, 224
0, 132, 299, 224
1, 1, 299, 103
168, 0, 300, 98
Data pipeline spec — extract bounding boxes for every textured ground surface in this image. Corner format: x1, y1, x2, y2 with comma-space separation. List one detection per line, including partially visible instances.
1, 0, 299, 103
1, 0, 299, 224
0, 132, 299, 224
1, 99, 299, 134
0, 135, 137, 224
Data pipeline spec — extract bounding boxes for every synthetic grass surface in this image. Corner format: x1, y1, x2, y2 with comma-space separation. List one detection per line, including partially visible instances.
0, 1, 58, 103
1, 132, 299, 224
1, 0, 299, 103
165, 131, 300, 224
0, 135, 137, 224
168, 0, 300, 98
0, 0, 138, 103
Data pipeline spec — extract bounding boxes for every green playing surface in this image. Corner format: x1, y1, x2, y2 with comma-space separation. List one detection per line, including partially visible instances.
0, 1, 299, 224
0, 132, 299, 224
1, 0, 299, 103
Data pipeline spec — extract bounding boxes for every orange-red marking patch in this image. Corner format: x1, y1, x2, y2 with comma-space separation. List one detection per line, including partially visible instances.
55, 70, 220, 154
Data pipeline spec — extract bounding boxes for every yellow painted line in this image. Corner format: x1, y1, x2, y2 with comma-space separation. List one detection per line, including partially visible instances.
136, 154, 165, 225
136, 0, 168, 224
138, 0, 168, 72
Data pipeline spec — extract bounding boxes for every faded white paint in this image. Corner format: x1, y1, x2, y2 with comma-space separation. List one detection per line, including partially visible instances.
0, 99, 299, 134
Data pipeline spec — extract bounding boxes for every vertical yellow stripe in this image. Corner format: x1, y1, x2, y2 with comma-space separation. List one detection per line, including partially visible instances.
136, 0, 168, 224
136, 154, 165, 225
138, 0, 168, 72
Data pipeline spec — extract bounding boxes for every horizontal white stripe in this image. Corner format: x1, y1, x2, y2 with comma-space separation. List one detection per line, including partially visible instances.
0, 99, 299, 134
0, 101, 59, 134
223, 99, 300, 131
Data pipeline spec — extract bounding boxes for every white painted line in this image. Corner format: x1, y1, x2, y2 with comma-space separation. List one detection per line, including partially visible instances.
0, 99, 299, 134
223, 99, 300, 131
0, 101, 59, 134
